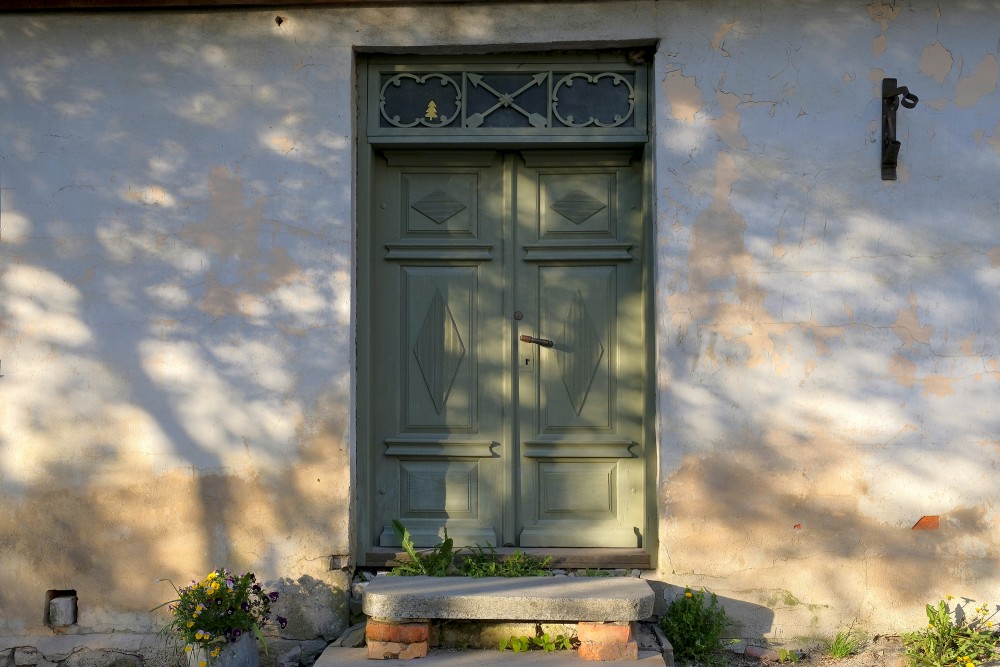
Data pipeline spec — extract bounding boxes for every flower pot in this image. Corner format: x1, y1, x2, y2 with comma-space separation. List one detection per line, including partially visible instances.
187, 632, 259, 667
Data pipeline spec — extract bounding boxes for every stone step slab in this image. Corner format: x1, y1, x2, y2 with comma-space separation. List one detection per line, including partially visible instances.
363, 576, 655, 622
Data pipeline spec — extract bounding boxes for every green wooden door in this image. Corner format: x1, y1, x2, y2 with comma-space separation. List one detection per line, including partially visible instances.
367, 149, 646, 550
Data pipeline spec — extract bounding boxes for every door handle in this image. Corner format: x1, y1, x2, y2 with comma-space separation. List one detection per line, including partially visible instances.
519, 334, 554, 348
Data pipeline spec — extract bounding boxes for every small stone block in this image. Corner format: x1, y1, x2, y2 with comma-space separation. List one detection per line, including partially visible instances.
579, 640, 639, 662
577, 621, 634, 644
366, 619, 430, 643
479, 622, 540, 648
366, 640, 429, 660
48, 595, 77, 627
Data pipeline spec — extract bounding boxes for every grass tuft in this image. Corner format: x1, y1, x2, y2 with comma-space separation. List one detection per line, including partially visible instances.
828, 630, 864, 658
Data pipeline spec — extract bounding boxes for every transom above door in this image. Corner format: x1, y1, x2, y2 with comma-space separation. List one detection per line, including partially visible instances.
363, 148, 648, 553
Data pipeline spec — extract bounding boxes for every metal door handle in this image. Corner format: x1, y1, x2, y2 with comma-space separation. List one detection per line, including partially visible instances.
519, 334, 553, 348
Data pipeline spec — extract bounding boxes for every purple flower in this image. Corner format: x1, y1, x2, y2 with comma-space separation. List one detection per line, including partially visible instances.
268, 592, 279, 602
241, 602, 249, 612
252, 584, 261, 592
277, 616, 287, 629
232, 628, 242, 639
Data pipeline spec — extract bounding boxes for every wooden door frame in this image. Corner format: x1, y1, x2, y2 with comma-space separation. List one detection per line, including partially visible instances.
354, 51, 658, 569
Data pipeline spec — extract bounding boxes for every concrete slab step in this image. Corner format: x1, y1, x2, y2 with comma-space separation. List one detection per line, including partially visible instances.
315, 646, 667, 666
363, 576, 655, 621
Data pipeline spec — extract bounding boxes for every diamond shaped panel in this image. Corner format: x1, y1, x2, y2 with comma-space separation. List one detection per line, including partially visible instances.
551, 189, 607, 224
411, 189, 466, 224
557, 291, 604, 414
413, 289, 466, 413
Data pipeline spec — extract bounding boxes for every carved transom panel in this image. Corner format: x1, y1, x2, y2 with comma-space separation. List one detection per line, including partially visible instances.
367, 55, 647, 141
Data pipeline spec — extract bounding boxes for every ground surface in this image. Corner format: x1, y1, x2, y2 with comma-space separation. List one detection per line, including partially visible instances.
723, 635, 908, 667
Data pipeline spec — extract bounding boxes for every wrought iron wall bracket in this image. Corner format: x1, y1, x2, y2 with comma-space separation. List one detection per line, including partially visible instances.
881, 78, 919, 180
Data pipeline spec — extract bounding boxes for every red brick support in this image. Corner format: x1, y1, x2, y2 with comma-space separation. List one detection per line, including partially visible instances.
577, 621, 639, 662
365, 619, 431, 660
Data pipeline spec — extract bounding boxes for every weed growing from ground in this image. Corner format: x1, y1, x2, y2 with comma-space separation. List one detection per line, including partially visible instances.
388, 520, 460, 576
388, 521, 554, 577
828, 629, 864, 658
459, 543, 552, 577
903, 597, 999, 667
660, 588, 729, 666
499, 632, 573, 653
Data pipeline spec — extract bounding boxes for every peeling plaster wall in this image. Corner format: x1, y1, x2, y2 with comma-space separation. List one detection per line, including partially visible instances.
0, 12, 354, 639
654, 0, 1000, 639
0, 0, 997, 644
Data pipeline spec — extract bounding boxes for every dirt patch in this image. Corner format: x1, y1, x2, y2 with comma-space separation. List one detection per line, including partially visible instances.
722, 635, 907, 667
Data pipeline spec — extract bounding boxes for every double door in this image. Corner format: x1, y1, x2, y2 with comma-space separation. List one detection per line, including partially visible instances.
366, 149, 647, 550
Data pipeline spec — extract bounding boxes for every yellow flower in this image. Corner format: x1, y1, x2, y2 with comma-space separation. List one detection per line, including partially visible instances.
195, 631, 204, 640
199, 661, 207, 667
211, 648, 221, 658
186, 621, 194, 628
184, 645, 192, 653
685, 591, 693, 598
946, 595, 954, 600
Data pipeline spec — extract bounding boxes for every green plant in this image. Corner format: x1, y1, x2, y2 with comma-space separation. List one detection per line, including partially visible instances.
532, 633, 573, 652
659, 588, 729, 666
499, 635, 532, 653
583, 568, 612, 577
499, 633, 572, 653
152, 568, 285, 666
903, 597, 999, 667
459, 543, 552, 577
828, 629, 864, 658
777, 648, 800, 663
388, 520, 460, 576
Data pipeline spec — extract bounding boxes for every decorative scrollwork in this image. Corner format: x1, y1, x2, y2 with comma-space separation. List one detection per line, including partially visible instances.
552, 72, 635, 128
380, 73, 461, 128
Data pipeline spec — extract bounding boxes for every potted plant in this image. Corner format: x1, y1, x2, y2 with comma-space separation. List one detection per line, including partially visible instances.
153, 568, 287, 667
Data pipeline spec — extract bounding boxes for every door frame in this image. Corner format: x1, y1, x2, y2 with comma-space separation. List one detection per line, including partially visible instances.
354, 51, 658, 568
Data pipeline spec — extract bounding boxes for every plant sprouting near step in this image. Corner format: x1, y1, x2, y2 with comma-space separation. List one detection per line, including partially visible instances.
459, 543, 552, 577
777, 648, 800, 663
499, 633, 573, 653
903, 597, 999, 667
828, 629, 864, 659
389, 520, 460, 576
389, 522, 554, 577
660, 588, 730, 666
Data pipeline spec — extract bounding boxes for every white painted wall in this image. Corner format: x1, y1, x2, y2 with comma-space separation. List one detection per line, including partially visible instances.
0, 0, 997, 643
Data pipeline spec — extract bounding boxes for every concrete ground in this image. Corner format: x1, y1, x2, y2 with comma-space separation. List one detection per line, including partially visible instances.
316, 646, 667, 666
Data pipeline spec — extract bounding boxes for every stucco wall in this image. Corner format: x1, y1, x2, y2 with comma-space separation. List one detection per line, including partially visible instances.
0, 0, 997, 644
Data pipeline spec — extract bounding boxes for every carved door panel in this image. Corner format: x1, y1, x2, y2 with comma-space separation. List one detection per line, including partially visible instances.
369, 150, 646, 549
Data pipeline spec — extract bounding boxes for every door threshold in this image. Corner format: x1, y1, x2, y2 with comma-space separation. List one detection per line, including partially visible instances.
364, 547, 650, 570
